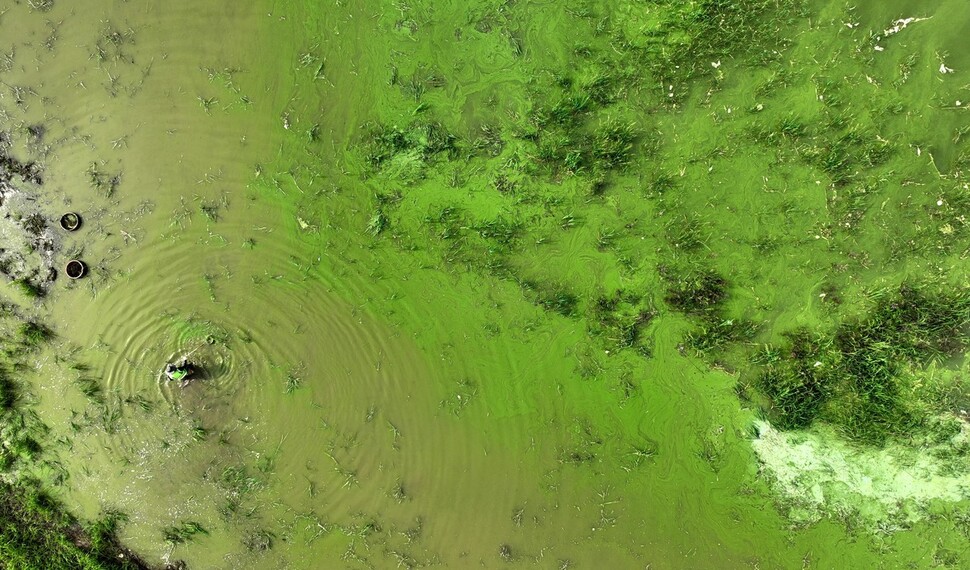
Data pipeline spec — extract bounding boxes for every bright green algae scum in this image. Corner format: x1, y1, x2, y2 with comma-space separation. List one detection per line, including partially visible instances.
2, 0, 970, 568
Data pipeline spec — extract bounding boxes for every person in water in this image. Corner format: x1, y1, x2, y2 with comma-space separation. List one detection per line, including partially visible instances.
164, 358, 196, 387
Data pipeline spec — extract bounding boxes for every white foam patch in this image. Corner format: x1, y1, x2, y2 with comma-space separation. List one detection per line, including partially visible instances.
751, 417, 970, 527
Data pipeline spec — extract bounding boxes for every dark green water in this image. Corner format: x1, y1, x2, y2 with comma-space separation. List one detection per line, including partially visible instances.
1, 0, 969, 568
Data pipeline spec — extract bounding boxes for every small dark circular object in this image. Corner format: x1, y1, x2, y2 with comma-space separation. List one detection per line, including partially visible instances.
65, 259, 87, 279
60, 212, 81, 231
206, 335, 216, 345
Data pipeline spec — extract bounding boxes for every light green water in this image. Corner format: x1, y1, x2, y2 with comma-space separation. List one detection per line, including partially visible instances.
2, 0, 970, 568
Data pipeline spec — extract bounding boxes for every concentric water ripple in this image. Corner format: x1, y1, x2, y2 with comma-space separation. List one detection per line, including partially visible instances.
54, 190, 511, 532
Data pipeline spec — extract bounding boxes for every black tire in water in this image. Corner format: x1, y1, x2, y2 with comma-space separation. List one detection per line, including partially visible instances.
59, 212, 82, 231
65, 259, 87, 279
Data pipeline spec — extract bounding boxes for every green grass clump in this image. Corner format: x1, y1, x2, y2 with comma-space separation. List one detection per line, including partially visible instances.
590, 118, 636, 170
797, 126, 894, 186
73, 376, 104, 404
0, 483, 148, 569
242, 529, 274, 552
685, 317, 759, 354
473, 217, 523, 254
11, 279, 44, 299
664, 269, 727, 316
18, 321, 52, 348
82, 510, 129, 555
217, 465, 263, 497
749, 106, 895, 188
588, 290, 655, 355
0, 372, 16, 411
521, 279, 579, 318
162, 521, 208, 545
617, 0, 807, 87
755, 283, 970, 445
528, 101, 640, 176
0, 437, 41, 471
754, 329, 837, 430
362, 121, 457, 183
664, 267, 758, 355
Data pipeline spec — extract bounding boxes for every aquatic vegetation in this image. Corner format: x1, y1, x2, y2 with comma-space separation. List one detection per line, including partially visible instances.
754, 329, 835, 430
86, 162, 121, 198
97, 402, 124, 435
26, 0, 55, 12
201, 274, 217, 302
623, 443, 658, 470
283, 367, 303, 394
559, 417, 606, 466
162, 521, 208, 545
0, 149, 42, 186
390, 481, 408, 503
525, 90, 642, 176
789, 122, 895, 187
324, 450, 359, 490
242, 528, 274, 552
521, 279, 579, 318
121, 394, 154, 413
0, 483, 149, 569
685, 317, 759, 354
588, 290, 655, 355
172, 316, 229, 345
190, 422, 208, 442
18, 321, 52, 349
663, 268, 728, 317
198, 200, 220, 222
663, 213, 710, 253
755, 283, 970, 444
366, 209, 388, 236
73, 376, 104, 404
440, 377, 477, 417
590, 117, 636, 170
9, 279, 42, 299
361, 120, 457, 183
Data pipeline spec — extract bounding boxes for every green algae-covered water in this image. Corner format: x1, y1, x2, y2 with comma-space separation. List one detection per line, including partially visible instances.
3, 0, 970, 568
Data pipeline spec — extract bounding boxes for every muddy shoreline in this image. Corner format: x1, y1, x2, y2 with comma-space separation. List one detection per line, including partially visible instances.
0, 125, 183, 568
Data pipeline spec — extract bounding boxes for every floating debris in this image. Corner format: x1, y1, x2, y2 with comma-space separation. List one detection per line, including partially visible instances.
882, 16, 931, 38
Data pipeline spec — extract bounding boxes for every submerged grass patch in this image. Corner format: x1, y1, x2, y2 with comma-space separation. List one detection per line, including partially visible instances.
361, 120, 457, 184
754, 283, 970, 445
18, 321, 52, 349
588, 289, 655, 356
10, 279, 44, 299
0, 482, 150, 569
162, 521, 208, 545
0, 296, 154, 568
